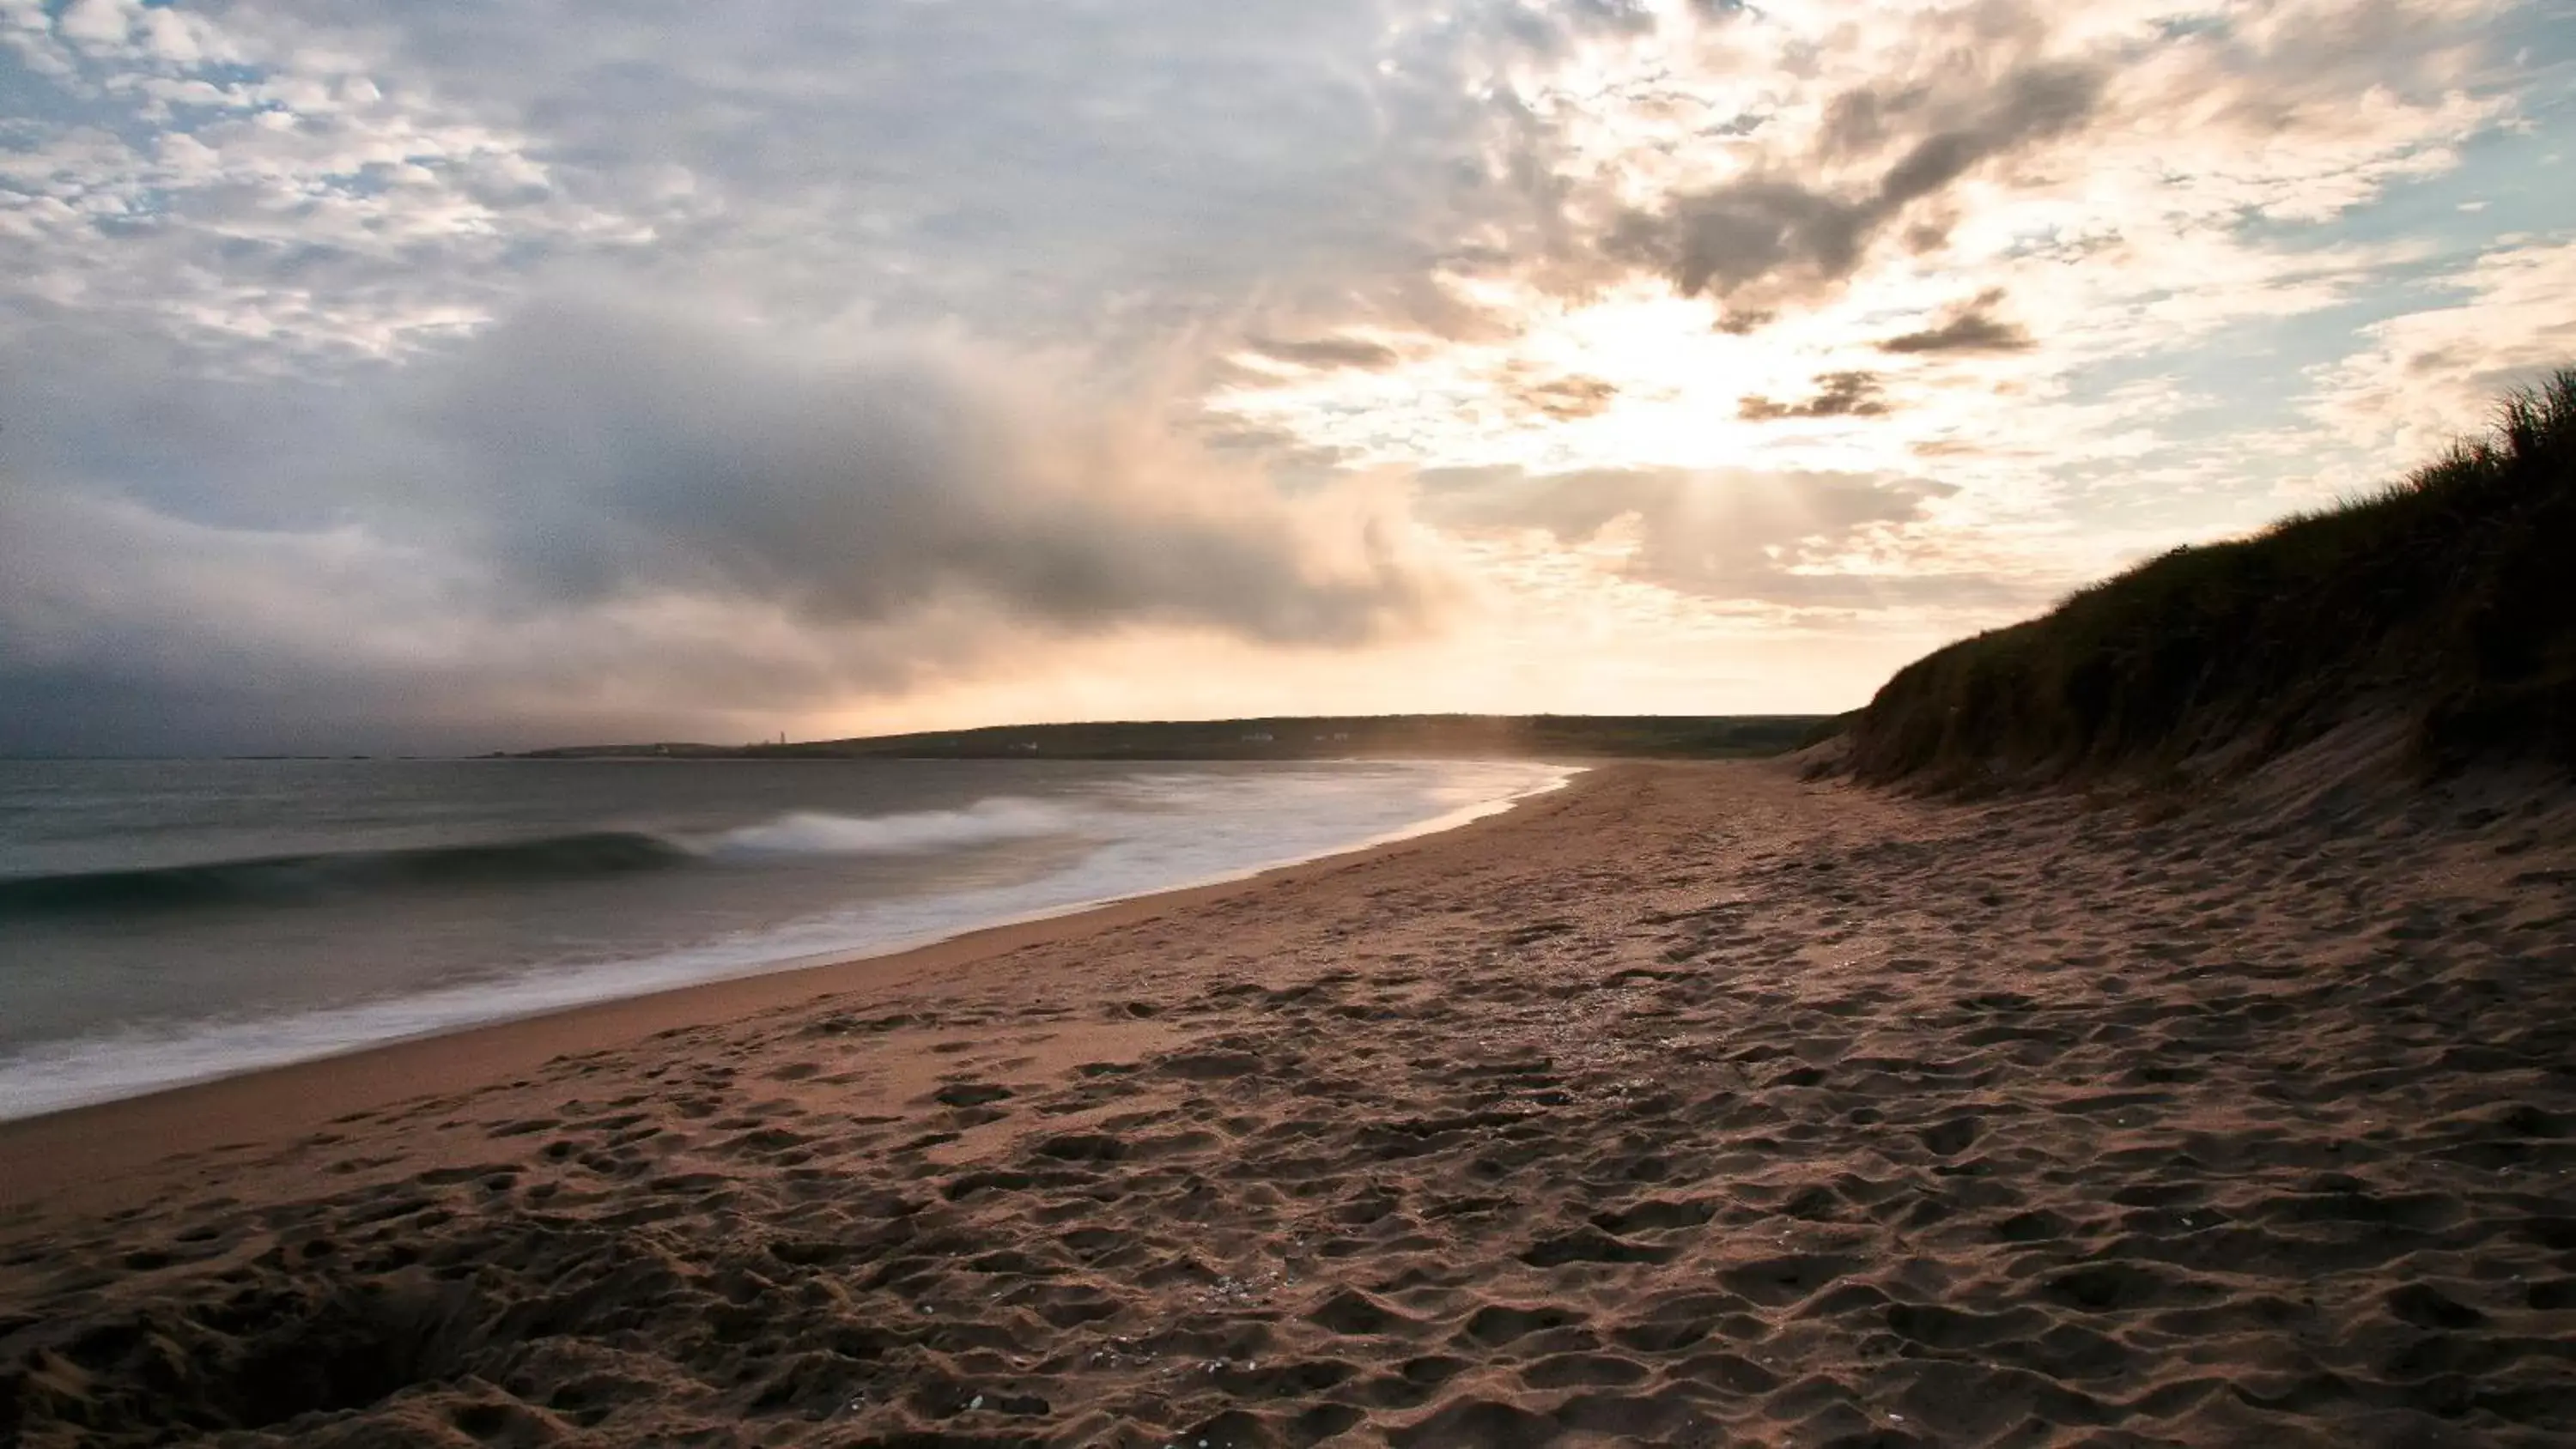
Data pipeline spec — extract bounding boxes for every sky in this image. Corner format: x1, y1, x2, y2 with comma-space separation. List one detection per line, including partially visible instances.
2, 0, 2572, 755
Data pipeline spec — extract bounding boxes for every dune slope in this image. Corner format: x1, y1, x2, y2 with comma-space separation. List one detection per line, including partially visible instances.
1845, 372, 2576, 790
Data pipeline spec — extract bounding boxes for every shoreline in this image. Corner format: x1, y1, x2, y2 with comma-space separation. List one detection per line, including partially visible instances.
8, 758, 2572, 1446
0, 760, 1610, 1209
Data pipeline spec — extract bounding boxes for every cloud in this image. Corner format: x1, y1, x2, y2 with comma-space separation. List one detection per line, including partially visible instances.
1609, 58, 2106, 314
0, 300, 1456, 753
1609, 180, 1875, 315
1512, 373, 1620, 420
1413, 464, 2019, 608
3, 0, 2564, 751
428, 304, 1451, 641
2293, 239, 2576, 490
1872, 59, 2103, 202
1739, 370, 1890, 420
1247, 336, 1404, 370
1879, 291, 2033, 354
0, 0, 1673, 367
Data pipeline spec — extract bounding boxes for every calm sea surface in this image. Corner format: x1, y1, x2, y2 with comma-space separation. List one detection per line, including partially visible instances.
0, 757, 1571, 1119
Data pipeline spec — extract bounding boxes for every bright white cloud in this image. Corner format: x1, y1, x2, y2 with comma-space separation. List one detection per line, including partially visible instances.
2300, 239, 2576, 476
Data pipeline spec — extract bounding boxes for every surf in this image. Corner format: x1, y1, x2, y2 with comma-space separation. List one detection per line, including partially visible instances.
0, 801, 1081, 918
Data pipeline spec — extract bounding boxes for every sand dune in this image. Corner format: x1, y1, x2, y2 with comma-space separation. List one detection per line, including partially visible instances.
4, 760, 2573, 1446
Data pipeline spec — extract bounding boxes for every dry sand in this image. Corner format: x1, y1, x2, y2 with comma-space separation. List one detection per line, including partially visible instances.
3, 759, 2573, 1447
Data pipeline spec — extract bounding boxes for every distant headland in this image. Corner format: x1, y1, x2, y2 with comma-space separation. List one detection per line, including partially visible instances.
510, 712, 1841, 762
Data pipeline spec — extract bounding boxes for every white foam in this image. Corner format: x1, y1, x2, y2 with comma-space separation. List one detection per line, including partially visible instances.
706, 799, 1066, 857
0, 761, 1577, 1120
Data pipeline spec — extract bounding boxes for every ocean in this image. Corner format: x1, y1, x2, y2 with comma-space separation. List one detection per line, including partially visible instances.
0, 756, 1571, 1121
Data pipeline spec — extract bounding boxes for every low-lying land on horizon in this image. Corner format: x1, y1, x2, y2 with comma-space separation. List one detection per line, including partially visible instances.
517, 712, 1840, 762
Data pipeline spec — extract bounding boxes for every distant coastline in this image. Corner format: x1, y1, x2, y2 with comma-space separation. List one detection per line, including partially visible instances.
510, 712, 1844, 762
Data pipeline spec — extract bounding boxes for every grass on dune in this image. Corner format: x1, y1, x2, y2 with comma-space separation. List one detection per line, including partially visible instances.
1845, 368, 2576, 789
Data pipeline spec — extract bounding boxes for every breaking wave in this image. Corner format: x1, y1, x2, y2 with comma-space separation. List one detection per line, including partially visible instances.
0, 761, 1578, 1119
0, 801, 1069, 918
708, 800, 1066, 857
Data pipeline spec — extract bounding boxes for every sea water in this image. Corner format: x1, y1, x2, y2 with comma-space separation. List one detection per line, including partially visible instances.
0, 756, 1571, 1119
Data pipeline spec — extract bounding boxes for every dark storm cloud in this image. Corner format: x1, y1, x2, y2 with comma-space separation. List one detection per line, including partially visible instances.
420, 305, 1437, 641
1612, 59, 2106, 310
1739, 370, 1889, 420
0, 302, 1452, 755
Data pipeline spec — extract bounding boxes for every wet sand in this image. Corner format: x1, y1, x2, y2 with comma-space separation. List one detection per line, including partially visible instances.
4, 758, 2574, 1446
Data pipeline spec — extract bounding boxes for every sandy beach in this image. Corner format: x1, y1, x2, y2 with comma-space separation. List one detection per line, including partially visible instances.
5, 757, 2574, 1446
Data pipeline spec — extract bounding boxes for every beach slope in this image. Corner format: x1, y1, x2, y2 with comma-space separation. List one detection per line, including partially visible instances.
5, 760, 2573, 1446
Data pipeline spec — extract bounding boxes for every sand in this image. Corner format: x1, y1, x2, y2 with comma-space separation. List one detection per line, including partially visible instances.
3, 758, 2573, 1447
